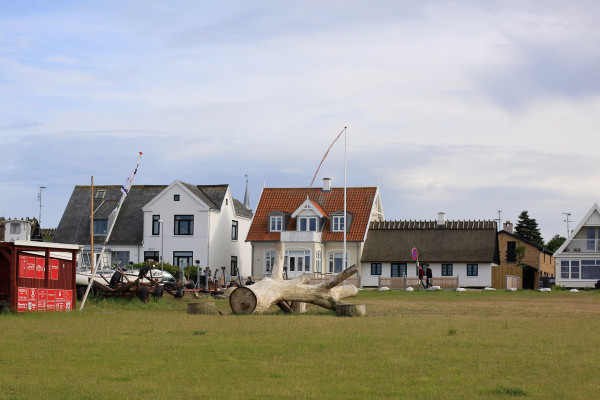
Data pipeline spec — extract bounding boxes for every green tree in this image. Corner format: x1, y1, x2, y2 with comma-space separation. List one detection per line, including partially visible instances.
545, 234, 566, 253
514, 210, 544, 247
515, 241, 526, 265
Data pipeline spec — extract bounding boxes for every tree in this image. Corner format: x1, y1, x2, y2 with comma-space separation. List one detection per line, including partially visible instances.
545, 234, 566, 253
515, 241, 526, 265
514, 210, 544, 247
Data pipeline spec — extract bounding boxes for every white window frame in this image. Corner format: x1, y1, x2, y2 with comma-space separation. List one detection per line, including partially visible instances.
10, 223, 21, 234
264, 251, 275, 274
298, 217, 318, 232
332, 216, 345, 232
265, 249, 312, 275
316, 252, 322, 273
270, 216, 283, 232
327, 251, 349, 274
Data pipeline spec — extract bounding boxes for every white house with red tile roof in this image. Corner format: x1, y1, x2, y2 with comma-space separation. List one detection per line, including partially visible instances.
246, 178, 384, 282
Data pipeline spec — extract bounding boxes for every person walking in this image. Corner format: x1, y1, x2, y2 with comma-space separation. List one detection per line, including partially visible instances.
426, 264, 433, 289
418, 264, 426, 289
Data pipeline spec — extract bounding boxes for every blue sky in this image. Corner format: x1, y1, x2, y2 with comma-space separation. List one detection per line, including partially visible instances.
1, 0, 598, 242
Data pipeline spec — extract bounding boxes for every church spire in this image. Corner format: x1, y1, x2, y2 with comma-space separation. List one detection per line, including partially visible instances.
243, 175, 251, 210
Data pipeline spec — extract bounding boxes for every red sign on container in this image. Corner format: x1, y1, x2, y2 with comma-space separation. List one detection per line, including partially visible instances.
65, 301, 72, 311
18, 287, 28, 301
37, 301, 46, 311
56, 289, 64, 300
27, 256, 36, 278
17, 302, 28, 313
64, 290, 72, 302
28, 301, 38, 312
35, 257, 45, 279
51, 259, 59, 280
28, 288, 37, 301
46, 302, 55, 312
38, 289, 47, 301
56, 301, 64, 311
47, 289, 55, 302
19, 255, 27, 277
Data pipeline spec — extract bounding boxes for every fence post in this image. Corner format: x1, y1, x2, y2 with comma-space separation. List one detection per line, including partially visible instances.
505, 275, 508, 289
378, 276, 381, 289
404, 276, 406, 289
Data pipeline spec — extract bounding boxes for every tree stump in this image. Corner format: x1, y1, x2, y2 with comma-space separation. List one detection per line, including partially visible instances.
336, 303, 366, 317
187, 302, 216, 315
229, 242, 359, 314
291, 302, 307, 313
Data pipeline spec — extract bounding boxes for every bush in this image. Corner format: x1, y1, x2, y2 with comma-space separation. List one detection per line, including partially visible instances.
552, 285, 566, 291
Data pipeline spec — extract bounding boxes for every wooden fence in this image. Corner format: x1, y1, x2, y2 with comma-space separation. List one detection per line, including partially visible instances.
491, 265, 523, 289
250, 276, 360, 286
379, 276, 459, 289
506, 275, 522, 289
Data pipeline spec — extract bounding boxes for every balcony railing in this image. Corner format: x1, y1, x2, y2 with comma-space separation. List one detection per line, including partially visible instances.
564, 239, 600, 253
280, 231, 322, 243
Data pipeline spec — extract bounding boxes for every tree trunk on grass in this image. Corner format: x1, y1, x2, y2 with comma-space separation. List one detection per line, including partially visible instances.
229, 242, 359, 314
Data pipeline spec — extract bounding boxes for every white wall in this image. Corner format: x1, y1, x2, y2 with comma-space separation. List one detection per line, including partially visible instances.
4, 220, 32, 242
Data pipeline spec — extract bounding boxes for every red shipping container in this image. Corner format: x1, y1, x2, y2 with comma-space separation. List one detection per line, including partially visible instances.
17, 302, 28, 313
56, 289, 64, 300
27, 256, 36, 278
18, 287, 28, 301
51, 259, 59, 280
46, 302, 55, 312
38, 289, 47, 301
35, 257, 45, 280
28, 301, 37, 312
56, 301, 64, 311
28, 288, 37, 301
47, 289, 55, 301
19, 255, 27, 277
37, 301, 46, 311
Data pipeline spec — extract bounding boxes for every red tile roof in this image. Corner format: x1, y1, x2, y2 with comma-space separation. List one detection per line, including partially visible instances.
246, 187, 378, 242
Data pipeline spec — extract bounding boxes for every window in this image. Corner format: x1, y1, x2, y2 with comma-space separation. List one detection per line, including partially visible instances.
95, 190, 106, 199
581, 260, 600, 280
144, 251, 159, 262
10, 223, 21, 234
570, 260, 580, 279
232, 220, 238, 240
265, 252, 275, 273
111, 251, 130, 268
298, 217, 318, 232
173, 251, 193, 269
270, 216, 283, 232
561, 260, 570, 279
442, 264, 453, 276
506, 241, 517, 263
152, 215, 161, 235
332, 216, 345, 232
391, 263, 406, 277
93, 220, 108, 235
587, 228, 596, 251
226, 199, 228, 206
467, 264, 478, 276
371, 263, 382, 275
174, 195, 180, 201
284, 250, 311, 273
174, 215, 193, 235
316, 252, 322, 273
231, 256, 238, 276
328, 252, 348, 273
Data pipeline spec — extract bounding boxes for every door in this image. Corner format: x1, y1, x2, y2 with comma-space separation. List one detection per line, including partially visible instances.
285, 251, 310, 278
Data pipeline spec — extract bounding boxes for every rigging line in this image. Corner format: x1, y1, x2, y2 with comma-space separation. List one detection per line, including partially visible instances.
307, 128, 345, 197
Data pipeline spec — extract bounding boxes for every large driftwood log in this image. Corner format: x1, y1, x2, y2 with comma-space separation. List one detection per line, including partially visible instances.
229, 242, 359, 314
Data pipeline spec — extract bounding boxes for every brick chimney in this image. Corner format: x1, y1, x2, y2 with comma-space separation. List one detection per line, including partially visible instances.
503, 221, 513, 234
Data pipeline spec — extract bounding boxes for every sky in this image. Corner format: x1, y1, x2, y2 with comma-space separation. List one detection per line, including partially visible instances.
1, 0, 599, 242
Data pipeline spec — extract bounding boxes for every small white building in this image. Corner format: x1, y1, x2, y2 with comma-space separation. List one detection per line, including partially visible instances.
553, 203, 600, 288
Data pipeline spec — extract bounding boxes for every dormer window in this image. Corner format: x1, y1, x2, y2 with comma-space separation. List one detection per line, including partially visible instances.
95, 190, 106, 199
270, 216, 283, 232
298, 217, 318, 232
332, 216, 345, 232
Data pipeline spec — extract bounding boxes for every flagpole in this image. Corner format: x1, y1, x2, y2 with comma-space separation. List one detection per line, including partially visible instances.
79, 152, 143, 310
343, 127, 347, 271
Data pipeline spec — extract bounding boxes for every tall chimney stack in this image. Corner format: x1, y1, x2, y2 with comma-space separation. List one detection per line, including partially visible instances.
503, 221, 513, 234
322, 178, 331, 192
437, 212, 446, 229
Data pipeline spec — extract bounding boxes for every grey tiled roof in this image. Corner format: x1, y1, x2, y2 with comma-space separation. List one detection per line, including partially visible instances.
232, 198, 253, 219
197, 185, 228, 209
53, 185, 167, 246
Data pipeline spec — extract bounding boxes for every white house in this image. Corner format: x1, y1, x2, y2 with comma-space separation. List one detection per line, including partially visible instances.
553, 203, 600, 288
53, 180, 253, 277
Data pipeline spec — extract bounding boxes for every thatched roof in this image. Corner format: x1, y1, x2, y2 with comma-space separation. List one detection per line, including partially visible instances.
361, 220, 499, 263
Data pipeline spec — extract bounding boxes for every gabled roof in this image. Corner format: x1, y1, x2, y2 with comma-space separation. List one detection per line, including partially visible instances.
53, 185, 167, 246
554, 203, 600, 256
291, 197, 328, 218
233, 198, 253, 219
498, 230, 553, 255
361, 220, 499, 263
246, 187, 378, 242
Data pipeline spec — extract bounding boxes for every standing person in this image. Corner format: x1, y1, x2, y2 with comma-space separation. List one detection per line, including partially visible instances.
426, 264, 433, 289
418, 264, 426, 289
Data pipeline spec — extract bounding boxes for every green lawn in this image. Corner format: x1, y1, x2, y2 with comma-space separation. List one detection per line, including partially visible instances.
1, 290, 599, 399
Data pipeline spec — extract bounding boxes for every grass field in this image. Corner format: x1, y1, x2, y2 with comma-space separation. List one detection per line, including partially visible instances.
1, 290, 599, 399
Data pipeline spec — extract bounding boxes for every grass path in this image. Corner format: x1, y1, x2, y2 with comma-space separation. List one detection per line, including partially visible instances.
1, 290, 598, 399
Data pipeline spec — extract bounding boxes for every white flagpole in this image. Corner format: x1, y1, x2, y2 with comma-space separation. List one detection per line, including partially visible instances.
343, 127, 347, 271
79, 152, 143, 310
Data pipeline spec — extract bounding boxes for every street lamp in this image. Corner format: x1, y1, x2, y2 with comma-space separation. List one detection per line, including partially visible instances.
158, 218, 164, 270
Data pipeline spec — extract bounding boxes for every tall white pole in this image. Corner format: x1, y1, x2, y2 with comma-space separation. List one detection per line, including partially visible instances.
343, 127, 347, 270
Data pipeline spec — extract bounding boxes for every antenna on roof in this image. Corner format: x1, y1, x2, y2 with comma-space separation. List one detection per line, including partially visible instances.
38, 185, 47, 226
562, 212, 571, 237
494, 209, 501, 231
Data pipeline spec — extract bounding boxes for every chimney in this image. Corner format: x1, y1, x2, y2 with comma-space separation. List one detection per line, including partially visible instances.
322, 178, 331, 192
437, 212, 446, 228
503, 221, 513, 234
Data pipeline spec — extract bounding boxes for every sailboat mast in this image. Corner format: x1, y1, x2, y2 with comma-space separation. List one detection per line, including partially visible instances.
91, 176, 94, 271
343, 127, 347, 270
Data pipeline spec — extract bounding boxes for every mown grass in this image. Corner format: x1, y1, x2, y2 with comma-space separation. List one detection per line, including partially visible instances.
1, 290, 599, 399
